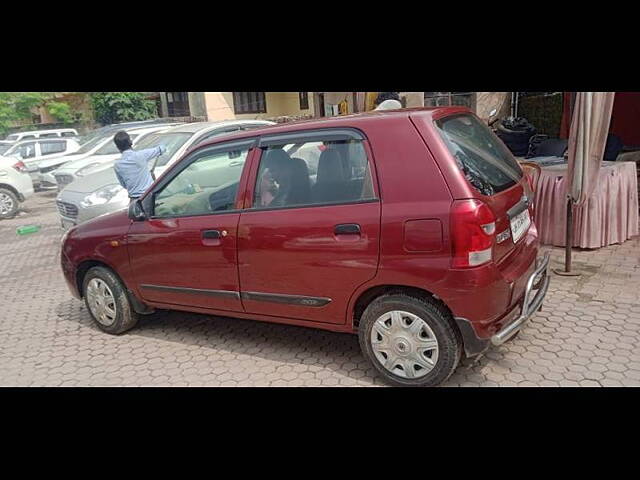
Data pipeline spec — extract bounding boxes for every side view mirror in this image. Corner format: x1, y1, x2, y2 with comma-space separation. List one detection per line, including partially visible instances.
128, 198, 146, 221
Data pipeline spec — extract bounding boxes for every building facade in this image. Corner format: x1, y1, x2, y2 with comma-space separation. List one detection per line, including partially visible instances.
156, 92, 512, 123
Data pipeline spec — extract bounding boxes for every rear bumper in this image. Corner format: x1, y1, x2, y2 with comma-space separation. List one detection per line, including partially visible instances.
491, 252, 550, 345
454, 252, 551, 356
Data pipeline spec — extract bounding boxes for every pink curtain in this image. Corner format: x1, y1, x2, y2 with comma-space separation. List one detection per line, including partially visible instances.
566, 92, 616, 205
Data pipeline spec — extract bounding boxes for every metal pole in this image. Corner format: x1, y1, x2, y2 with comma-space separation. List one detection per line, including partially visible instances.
565, 197, 572, 272
554, 195, 581, 276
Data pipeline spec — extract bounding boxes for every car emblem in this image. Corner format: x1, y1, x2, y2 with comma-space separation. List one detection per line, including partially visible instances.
497, 229, 511, 243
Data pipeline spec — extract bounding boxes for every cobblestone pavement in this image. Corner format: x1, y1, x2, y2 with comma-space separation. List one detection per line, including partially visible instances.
1, 191, 640, 387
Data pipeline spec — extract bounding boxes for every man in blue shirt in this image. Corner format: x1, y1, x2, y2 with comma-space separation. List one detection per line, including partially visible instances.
113, 131, 167, 201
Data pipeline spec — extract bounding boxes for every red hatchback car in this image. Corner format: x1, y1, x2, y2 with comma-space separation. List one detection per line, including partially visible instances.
61, 107, 550, 386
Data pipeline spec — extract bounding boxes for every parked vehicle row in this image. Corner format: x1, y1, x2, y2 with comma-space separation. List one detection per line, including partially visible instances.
0, 120, 184, 217
60, 107, 550, 387
56, 120, 275, 229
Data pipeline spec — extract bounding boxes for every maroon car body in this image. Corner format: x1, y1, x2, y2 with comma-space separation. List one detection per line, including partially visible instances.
61, 107, 550, 384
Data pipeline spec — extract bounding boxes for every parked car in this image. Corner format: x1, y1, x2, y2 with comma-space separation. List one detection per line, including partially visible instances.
0, 157, 34, 219
0, 141, 14, 156
60, 107, 550, 387
4, 128, 78, 142
56, 120, 274, 228
49, 123, 182, 191
1, 138, 81, 189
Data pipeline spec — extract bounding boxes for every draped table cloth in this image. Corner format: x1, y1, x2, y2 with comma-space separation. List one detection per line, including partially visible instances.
533, 161, 639, 248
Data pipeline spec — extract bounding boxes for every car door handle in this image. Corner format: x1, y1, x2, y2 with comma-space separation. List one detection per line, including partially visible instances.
334, 223, 361, 235
201, 229, 227, 246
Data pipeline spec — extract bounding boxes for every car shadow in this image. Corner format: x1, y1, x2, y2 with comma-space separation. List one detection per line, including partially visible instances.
57, 297, 510, 387
60, 298, 386, 386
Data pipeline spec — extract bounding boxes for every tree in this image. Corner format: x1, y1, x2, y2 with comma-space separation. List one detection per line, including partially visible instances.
90, 92, 158, 125
0, 92, 79, 136
46, 101, 76, 124
0, 92, 53, 136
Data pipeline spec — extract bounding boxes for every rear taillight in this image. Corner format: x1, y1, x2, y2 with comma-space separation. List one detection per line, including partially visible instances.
450, 199, 496, 268
12, 161, 27, 173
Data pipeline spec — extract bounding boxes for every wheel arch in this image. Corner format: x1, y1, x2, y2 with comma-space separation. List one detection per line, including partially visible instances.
75, 259, 153, 315
0, 183, 21, 199
349, 283, 480, 358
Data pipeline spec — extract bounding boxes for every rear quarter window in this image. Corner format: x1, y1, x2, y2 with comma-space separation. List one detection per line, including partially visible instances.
435, 114, 522, 196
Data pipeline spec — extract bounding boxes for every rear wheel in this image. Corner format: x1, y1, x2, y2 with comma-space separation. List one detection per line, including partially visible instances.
359, 293, 462, 387
83, 266, 139, 334
0, 188, 19, 219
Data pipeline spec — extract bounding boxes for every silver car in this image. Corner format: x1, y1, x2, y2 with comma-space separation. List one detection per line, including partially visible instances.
56, 120, 275, 229
50, 123, 181, 191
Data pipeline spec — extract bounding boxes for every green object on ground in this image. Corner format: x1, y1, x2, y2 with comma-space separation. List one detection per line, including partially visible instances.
16, 225, 40, 235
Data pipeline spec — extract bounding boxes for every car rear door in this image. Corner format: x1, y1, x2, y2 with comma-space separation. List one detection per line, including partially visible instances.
236, 128, 381, 325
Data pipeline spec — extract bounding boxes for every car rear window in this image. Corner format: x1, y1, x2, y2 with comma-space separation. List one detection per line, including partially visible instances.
435, 114, 522, 196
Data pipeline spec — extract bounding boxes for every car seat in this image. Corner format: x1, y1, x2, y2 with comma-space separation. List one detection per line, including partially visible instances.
312, 149, 351, 203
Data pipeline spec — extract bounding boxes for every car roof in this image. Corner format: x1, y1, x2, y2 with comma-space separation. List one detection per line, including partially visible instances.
156, 120, 275, 135
191, 107, 470, 149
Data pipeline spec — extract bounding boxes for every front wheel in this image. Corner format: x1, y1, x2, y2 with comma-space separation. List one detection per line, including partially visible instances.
83, 266, 139, 334
358, 293, 462, 387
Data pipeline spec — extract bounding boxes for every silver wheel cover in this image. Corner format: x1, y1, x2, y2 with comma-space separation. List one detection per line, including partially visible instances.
370, 310, 439, 379
86, 278, 117, 327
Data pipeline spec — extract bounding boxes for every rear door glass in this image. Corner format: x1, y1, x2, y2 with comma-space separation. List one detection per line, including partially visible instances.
435, 114, 522, 195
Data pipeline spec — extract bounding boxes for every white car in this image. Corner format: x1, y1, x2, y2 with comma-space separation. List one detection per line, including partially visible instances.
0, 157, 34, 219
3, 128, 78, 143
0, 141, 14, 156
1, 138, 81, 189
57, 120, 275, 228
51, 123, 182, 191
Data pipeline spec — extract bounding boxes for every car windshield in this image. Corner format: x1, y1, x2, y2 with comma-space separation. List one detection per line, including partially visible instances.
0, 144, 10, 155
435, 113, 522, 196
74, 135, 110, 155
134, 132, 193, 167
6, 134, 18, 141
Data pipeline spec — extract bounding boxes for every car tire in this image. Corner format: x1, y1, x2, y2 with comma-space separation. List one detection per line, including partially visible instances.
0, 188, 19, 219
82, 266, 139, 335
359, 293, 462, 387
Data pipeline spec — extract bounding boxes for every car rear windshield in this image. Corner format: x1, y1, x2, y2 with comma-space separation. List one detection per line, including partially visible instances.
435, 113, 522, 196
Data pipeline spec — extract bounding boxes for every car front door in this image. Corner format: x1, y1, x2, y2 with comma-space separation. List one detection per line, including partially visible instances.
237, 129, 381, 325
127, 138, 257, 312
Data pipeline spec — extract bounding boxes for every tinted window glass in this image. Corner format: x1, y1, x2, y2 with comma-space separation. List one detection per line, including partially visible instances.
154, 148, 249, 217
0, 144, 10, 155
39, 133, 59, 138
40, 141, 67, 155
435, 114, 522, 195
62, 132, 76, 137
22, 135, 36, 140
253, 138, 375, 209
6, 134, 18, 141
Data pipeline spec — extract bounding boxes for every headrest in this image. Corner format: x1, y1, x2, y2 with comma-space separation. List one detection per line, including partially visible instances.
316, 149, 346, 183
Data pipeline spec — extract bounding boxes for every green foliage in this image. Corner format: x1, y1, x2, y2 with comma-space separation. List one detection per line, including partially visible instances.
90, 92, 157, 125
46, 101, 76, 124
0, 92, 53, 136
